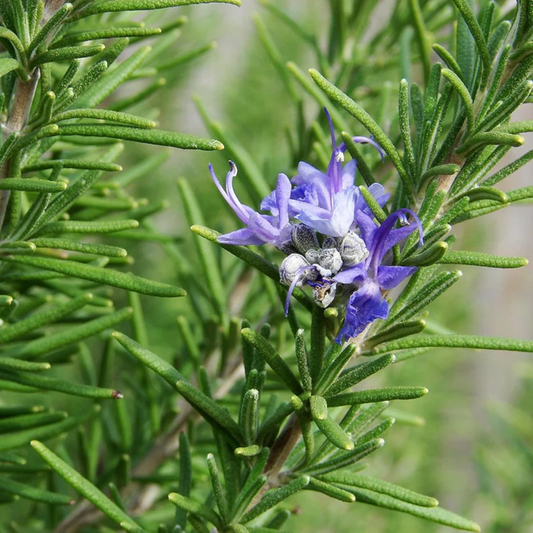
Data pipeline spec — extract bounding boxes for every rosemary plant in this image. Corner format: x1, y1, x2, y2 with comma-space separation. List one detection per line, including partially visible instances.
0, 0, 532, 532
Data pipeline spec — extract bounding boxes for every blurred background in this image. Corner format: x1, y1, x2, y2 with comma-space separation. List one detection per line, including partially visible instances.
3, 0, 533, 531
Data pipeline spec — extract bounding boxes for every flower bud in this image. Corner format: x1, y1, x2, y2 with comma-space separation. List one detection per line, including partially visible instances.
278, 240, 298, 255
304, 248, 320, 264
317, 248, 343, 274
322, 237, 338, 249
280, 253, 315, 286
291, 224, 319, 254
339, 231, 369, 266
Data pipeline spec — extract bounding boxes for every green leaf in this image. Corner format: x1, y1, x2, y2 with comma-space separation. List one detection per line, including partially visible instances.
28, 2, 73, 54
326, 387, 429, 407
304, 439, 385, 476
372, 334, 533, 355
168, 492, 222, 529
319, 473, 438, 508
383, 271, 463, 327
457, 131, 525, 154
363, 320, 427, 349
0, 451, 26, 464
0, 178, 67, 192
482, 149, 533, 187
242, 476, 310, 523
309, 304, 326, 383
0, 405, 43, 417
231, 472, 267, 522
207, 453, 229, 523
234, 444, 262, 457
0, 474, 74, 505
453, 186, 508, 204
4, 307, 133, 360
0, 293, 92, 343
257, 401, 295, 442
309, 69, 413, 200
115, 153, 169, 188
432, 44, 463, 78
421, 164, 461, 183
63, 60, 109, 108
31, 441, 145, 532
32, 44, 105, 66
175, 381, 242, 443
53, 109, 156, 129
346, 486, 480, 531
241, 328, 302, 395
398, 79, 416, 177
73, 46, 150, 108
112, 332, 185, 385
407, 0, 431, 82
3, 255, 186, 297
240, 389, 259, 445
0, 357, 50, 373
0, 406, 99, 452
324, 354, 396, 398
359, 186, 387, 223
357, 417, 396, 442
0, 133, 20, 168
56, 124, 223, 151
0, 27, 26, 63
0, 58, 20, 78
0, 370, 123, 399
451, 0, 490, 82
0, 411, 66, 434
401, 242, 449, 266
441, 68, 474, 132
314, 344, 356, 396
32, 239, 127, 258
440, 250, 528, 268
75, 0, 241, 18
37, 219, 139, 235
51, 27, 162, 49
341, 132, 376, 186
295, 329, 313, 393
311, 397, 354, 451
305, 477, 355, 503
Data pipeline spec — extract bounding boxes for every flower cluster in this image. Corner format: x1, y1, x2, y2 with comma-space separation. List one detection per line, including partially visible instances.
210, 109, 422, 343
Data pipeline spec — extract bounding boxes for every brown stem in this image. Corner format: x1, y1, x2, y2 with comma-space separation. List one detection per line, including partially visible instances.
0, 71, 40, 232
264, 414, 302, 478
244, 413, 302, 513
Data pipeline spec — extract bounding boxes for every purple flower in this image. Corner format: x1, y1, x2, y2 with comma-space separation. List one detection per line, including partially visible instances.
210, 161, 293, 249
209, 109, 423, 345
288, 108, 385, 237
334, 209, 423, 342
